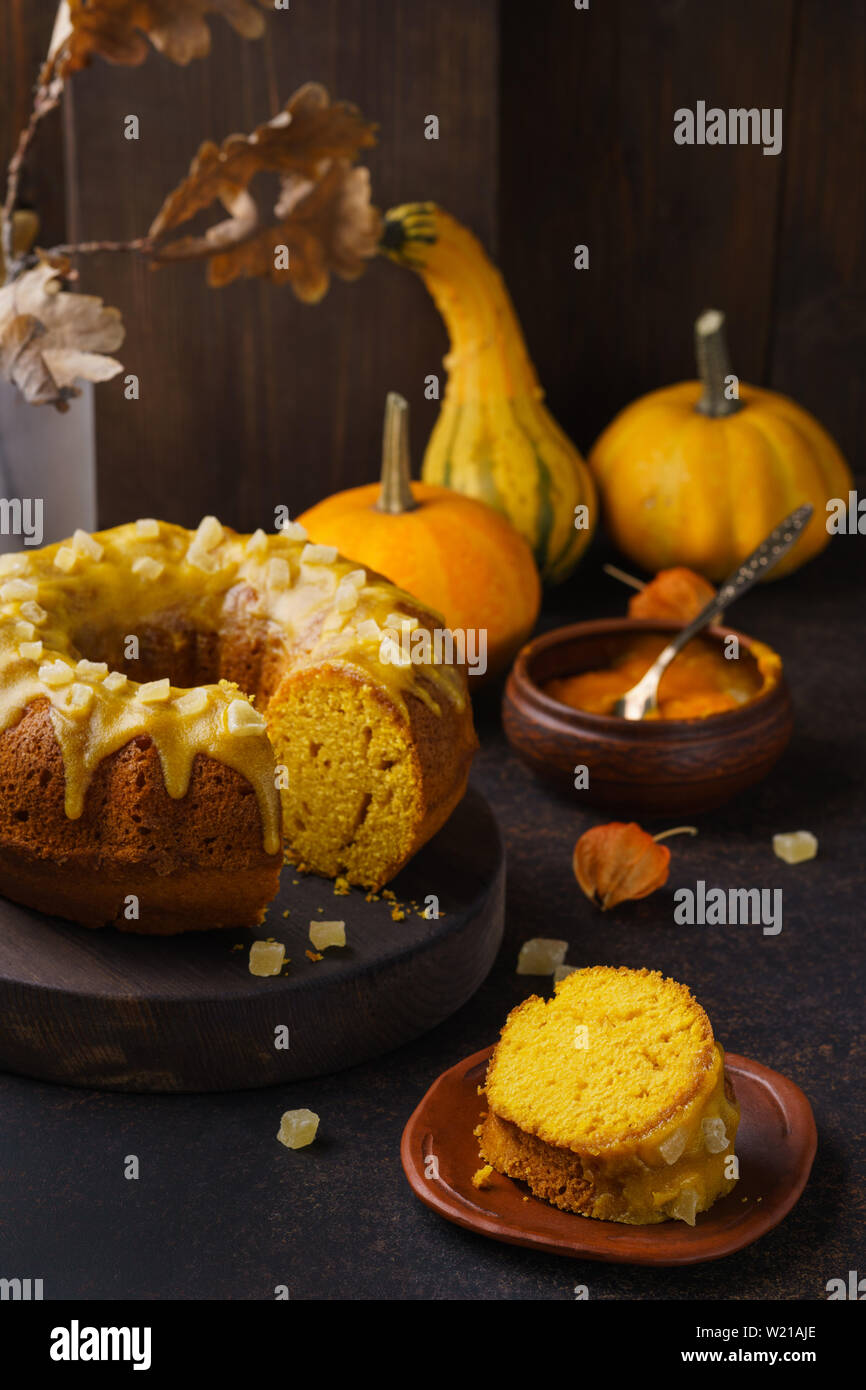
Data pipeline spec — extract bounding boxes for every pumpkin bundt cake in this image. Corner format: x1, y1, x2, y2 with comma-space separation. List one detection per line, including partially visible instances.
477, 966, 739, 1225
0, 518, 476, 933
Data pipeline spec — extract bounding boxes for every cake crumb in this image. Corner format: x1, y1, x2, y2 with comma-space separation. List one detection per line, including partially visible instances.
391, 906, 407, 921
334, 877, 351, 896
472, 1164, 495, 1190
231, 943, 244, 952
382, 889, 396, 901
305, 949, 323, 962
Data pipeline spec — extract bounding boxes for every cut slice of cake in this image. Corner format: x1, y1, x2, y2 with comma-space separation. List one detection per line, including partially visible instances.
477, 965, 739, 1225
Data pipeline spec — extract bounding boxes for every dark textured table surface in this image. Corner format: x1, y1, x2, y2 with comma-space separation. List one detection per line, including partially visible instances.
2, 538, 863, 1301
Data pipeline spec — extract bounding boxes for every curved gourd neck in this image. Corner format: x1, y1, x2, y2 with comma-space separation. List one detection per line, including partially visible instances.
694, 309, 744, 418
383, 204, 541, 401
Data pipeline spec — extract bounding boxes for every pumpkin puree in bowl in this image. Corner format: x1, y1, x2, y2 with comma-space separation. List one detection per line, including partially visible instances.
544, 633, 781, 721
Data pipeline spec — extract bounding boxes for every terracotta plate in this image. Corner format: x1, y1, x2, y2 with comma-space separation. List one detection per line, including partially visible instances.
401, 1046, 817, 1265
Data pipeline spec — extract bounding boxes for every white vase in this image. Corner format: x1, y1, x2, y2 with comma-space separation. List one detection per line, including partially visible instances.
0, 380, 96, 554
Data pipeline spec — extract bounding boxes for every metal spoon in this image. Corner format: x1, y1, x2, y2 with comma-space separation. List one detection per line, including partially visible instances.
612, 503, 814, 720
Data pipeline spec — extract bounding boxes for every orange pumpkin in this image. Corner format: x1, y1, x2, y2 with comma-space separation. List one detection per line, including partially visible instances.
589, 310, 852, 581
298, 393, 541, 682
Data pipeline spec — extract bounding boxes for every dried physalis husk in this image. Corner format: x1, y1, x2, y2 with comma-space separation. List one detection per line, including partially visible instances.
628, 567, 716, 623
573, 822, 696, 910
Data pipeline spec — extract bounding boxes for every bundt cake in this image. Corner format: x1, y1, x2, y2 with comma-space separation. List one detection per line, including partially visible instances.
477, 966, 740, 1224
0, 518, 476, 933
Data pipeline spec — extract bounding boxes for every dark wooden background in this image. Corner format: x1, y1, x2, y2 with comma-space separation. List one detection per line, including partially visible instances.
500, 0, 866, 487
1, 1, 866, 530
1, 1, 863, 532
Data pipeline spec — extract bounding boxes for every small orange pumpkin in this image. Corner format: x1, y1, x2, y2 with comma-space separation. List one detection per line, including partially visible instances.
298, 393, 541, 681
589, 310, 853, 581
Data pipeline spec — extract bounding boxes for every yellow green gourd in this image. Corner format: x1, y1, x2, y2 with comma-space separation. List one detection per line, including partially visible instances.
381, 202, 597, 584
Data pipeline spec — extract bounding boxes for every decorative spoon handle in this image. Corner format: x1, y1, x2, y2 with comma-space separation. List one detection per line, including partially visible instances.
670, 502, 814, 650
614, 503, 814, 719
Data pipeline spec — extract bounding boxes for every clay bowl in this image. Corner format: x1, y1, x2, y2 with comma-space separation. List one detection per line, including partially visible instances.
502, 618, 793, 816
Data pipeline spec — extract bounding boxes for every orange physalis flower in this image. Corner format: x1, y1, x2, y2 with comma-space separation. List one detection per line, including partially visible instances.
628, 568, 716, 624
573, 822, 696, 910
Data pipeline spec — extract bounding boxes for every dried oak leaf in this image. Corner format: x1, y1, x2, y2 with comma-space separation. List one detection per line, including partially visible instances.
628, 568, 717, 624
0, 255, 124, 410
573, 822, 670, 910
148, 83, 381, 301
48, 0, 270, 78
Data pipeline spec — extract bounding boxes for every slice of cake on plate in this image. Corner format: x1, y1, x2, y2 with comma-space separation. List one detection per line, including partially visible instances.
477, 965, 739, 1225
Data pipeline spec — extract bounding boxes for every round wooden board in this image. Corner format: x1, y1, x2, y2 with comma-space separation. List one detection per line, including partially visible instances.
0, 787, 504, 1093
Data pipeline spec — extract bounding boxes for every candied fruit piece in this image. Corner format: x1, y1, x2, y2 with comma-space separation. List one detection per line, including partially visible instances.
226, 698, 265, 734
267, 557, 291, 589
245, 528, 268, 555
132, 556, 164, 581
553, 963, 578, 983
139, 678, 171, 704
39, 660, 74, 688
516, 938, 568, 975
670, 1184, 699, 1226
20, 600, 47, 625
54, 547, 77, 573
1, 578, 38, 601
194, 515, 223, 551
773, 831, 817, 864
249, 940, 285, 977
334, 580, 360, 613
72, 528, 103, 560
301, 543, 337, 565
701, 1117, 729, 1154
309, 920, 346, 951
277, 1109, 319, 1149
658, 1126, 688, 1165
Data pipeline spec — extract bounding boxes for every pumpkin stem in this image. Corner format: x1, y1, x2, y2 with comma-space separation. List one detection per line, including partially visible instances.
694, 309, 744, 418
376, 391, 419, 514
652, 826, 699, 843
